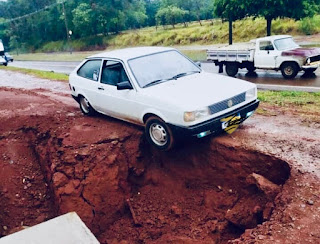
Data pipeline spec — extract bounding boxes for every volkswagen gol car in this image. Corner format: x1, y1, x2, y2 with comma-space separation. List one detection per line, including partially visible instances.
69, 47, 259, 150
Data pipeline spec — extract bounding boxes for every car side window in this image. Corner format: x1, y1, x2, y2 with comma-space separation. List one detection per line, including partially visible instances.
77, 59, 102, 81
101, 60, 130, 86
260, 41, 274, 51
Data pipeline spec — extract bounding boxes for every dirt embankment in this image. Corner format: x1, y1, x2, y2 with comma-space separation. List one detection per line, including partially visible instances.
0, 87, 292, 243
0, 71, 319, 244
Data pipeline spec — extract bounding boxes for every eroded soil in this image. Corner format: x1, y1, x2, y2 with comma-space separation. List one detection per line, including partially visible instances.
0, 70, 319, 243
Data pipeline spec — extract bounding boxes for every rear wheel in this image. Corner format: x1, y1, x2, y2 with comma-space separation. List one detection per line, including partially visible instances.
226, 62, 239, 77
281, 62, 299, 79
145, 116, 175, 151
246, 63, 256, 73
79, 96, 96, 116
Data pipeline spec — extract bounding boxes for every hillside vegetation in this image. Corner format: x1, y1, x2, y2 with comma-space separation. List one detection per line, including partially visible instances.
35, 16, 320, 53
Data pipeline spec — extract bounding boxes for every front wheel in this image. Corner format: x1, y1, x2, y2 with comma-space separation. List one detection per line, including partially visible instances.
79, 96, 96, 116
281, 62, 299, 79
304, 68, 317, 75
145, 116, 175, 151
226, 62, 239, 77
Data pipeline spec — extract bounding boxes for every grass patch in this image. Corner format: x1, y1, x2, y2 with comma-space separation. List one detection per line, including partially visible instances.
258, 90, 320, 113
0, 66, 69, 81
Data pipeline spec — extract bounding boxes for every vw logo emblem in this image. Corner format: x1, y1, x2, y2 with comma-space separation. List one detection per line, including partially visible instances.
228, 99, 233, 108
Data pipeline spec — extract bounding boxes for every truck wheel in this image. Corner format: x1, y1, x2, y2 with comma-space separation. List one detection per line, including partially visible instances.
281, 62, 299, 79
226, 62, 239, 77
246, 63, 256, 73
145, 116, 175, 151
304, 68, 317, 76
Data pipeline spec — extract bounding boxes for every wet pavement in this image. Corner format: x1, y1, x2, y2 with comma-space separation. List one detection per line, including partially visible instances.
8, 60, 320, 90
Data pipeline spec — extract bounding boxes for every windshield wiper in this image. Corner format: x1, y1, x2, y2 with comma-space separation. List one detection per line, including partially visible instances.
143, 79, 168, 88
142, 71, 200, 88
171, 70, 200, 80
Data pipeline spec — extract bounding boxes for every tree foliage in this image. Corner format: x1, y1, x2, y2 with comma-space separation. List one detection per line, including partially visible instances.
0, 0, 215, 50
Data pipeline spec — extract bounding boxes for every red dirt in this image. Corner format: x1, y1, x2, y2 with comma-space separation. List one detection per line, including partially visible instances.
0, 70, 319, 243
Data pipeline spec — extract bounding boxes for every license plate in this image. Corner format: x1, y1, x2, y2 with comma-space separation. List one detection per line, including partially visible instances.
221, 114, 241, 134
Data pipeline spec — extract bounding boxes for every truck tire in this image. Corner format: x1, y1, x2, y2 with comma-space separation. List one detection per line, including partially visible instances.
246, 63, 256, 73
304, 68, 317, 76
226, 62, 239, 77
281, 62, 299, 79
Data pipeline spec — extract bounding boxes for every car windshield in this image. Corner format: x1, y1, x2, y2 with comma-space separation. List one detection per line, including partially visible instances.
128, 50, 201, 88
274, 37, 300, 51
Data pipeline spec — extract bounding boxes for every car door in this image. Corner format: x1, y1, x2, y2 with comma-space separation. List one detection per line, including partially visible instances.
76, 59, 102, 109
95, 59, 142, 122
254, 40, 280, 68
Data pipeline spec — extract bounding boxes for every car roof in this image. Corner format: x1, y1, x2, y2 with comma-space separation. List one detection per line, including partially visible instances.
88, 46, 175, 61
256, 35, 292, 42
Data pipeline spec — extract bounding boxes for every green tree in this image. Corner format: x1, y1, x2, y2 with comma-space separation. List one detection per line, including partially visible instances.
214, 0, 247, 44
72, 3, 94, 38
248, 0, 320, 36
156, 5, 188, 28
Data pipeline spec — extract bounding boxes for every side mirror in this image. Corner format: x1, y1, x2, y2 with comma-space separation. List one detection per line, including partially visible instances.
195, 61, 202, 68
117, 81, 133, 90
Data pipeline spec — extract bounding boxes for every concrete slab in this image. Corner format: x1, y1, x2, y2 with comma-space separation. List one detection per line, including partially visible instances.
0, 212, 100, 244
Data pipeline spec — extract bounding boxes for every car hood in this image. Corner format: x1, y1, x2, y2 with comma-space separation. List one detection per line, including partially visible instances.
141, 72, 255, 111
282, 48, 320, 57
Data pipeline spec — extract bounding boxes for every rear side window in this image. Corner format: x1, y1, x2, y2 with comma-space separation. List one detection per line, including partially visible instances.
77, 59, 102, 81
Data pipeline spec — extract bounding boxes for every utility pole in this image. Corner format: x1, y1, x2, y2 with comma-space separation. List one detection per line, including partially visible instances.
59, 0, 72, 54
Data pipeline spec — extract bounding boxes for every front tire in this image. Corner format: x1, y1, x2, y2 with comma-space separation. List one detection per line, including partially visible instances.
281, 62, 299, 79
304, 68, 317, 75
145, 116, 175, 151
226, 62, 239, 77
79, 96, 96, 116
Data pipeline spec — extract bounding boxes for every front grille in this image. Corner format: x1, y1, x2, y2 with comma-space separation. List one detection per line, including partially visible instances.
209, 93, 246, 115
310, 55, 320, 63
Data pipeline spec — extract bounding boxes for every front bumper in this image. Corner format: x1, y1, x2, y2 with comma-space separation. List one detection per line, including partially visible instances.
302, 61, 320, 69
168, 99, 260, 138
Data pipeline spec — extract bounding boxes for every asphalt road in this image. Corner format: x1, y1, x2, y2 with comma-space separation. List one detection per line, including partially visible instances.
8, 60, 320, 92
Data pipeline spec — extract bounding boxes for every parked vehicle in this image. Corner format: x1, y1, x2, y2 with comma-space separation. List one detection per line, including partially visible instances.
0, 41, 8, 66
5, 52, 13, 62
69, 47, 259, 150
207, 35, 320, 79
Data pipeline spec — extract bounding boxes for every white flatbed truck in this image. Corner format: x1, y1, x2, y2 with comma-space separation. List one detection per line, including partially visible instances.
207, 35, 320, 79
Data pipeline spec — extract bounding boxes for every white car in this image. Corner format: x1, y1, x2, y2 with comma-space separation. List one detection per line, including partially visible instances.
69, 47, 259, 150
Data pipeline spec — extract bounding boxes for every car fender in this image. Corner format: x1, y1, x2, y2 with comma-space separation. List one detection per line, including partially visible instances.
141, 108, 170, 124
277, 56, 303, 69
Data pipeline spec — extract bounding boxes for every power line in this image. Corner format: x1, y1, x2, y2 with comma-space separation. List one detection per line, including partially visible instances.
1, 0, 67, 24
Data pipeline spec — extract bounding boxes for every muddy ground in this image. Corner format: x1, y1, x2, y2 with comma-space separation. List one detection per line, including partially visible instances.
0, 69, 319, 243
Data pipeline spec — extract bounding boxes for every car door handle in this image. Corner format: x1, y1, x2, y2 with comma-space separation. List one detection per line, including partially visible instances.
98, 87, 104, 90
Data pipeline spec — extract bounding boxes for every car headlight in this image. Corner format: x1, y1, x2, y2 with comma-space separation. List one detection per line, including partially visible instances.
306, 58, 311, 65
184, 107, 210, 122
245, 87, 256, 101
